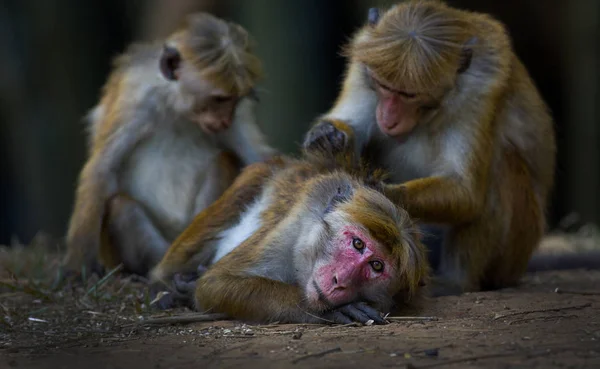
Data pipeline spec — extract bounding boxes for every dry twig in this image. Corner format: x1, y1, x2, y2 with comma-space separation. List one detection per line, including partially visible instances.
386, 316, 439, 322
292, 347, 342, 364
84, 264, 124, 297
123, 313, 229, 327
493, 302, 591, 321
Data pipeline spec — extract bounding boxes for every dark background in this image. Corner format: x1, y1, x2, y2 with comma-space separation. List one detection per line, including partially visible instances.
1, 0, 598, 245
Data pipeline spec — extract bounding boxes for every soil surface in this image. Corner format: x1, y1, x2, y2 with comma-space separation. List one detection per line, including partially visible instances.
2, 268, 599, 369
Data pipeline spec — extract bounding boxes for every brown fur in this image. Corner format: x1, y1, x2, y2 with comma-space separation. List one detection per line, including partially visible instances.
304, 0, 556, 293
151, 149, 428, 324
62, 13, 276, 278
174, 13, 262, 97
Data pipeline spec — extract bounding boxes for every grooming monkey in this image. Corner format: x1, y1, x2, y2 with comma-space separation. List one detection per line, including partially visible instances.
150, 145, 429, 324
303, 1, 556, 295
62, 13, 277, 278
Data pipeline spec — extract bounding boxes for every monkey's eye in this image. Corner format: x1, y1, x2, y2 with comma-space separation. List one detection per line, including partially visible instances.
374, 79, 392, 92
352, 237, 365, 251
374, 78, 417, 99
370, 260, 384, 272
212, 95, 234, 104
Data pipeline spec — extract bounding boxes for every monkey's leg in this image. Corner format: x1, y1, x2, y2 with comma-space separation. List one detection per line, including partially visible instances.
151, 151, 244, 310
102, 194, 195, 309
479, 152, 543, 290
433, 218, 496, 296
436, 152, 543, 294
102, 194, 170, 276
418, 224, 448, 272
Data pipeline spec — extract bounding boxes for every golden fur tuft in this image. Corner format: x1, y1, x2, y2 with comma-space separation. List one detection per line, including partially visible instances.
177, 12, 263, 96
346, 0, 474, 93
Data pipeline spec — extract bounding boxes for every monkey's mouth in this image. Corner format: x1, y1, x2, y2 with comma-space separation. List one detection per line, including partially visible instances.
312, 280, 332, 307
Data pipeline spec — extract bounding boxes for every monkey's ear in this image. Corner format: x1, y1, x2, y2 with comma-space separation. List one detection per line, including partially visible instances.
368, 8, 380, 26
457, 37, 478, 74
324, 184, 354, 214
160, 45, 182, 81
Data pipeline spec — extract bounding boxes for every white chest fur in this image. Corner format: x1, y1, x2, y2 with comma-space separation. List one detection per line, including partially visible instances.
211, 194, 270, 264
375, 124, 470, 183
121, 119, 221, 239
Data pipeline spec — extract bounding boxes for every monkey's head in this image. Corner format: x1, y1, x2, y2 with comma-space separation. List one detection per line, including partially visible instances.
349, 1, 477, 140
299, 177, 428, 313
159, 12, 263, 134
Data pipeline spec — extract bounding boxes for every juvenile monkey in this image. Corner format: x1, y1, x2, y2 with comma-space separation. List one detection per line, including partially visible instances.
62, 13, 277, 278
150, 147, 429, 324
303, 1, 556, 294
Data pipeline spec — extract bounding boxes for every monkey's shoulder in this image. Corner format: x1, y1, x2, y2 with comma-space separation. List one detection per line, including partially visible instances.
110, 41, 163, 73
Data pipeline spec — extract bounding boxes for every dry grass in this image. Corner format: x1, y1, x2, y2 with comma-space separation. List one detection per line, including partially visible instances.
0, 232, 191, 353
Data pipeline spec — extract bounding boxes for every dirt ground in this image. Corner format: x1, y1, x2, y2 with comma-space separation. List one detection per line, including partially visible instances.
1, 235, 600, 369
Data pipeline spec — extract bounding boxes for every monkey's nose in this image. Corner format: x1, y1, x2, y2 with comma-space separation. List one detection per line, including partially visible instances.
332, 276, 338, 285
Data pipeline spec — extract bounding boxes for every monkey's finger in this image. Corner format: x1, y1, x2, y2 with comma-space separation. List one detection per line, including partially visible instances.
338, 304, 372, 324
173, 273, 199, 294
197, 265, 208, 276
150, 285, 193, 310
325, 311, 354, 325
352, 302, 387, 324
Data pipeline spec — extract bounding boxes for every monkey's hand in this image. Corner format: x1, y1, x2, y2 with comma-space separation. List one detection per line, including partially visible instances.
322, 302, 387, 325
199, 119, 231, 135
303, 120, 350, 155
363, 172, 387, 194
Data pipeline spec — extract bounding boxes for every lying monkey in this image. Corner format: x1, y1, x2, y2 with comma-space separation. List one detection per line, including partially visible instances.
150, 145, 429, 324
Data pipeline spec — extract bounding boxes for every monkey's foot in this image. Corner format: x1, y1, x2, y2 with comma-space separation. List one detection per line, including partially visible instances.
52, 260, 106, 289
151, 266, 207, 310
323, 302, 387, 325
303, 120, 348, 154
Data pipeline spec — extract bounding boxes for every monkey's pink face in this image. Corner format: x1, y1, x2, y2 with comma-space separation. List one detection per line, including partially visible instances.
189, 94, 238, 134
371, 75, 421, 140
178, 67, 239, 134
306, 226, 393, 309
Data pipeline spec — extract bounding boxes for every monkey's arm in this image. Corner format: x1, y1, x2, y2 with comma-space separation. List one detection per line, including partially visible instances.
384, 178, 481, 225
63, 110, 155, 272
150, 160, 279, 282
197, 263, 385, 325
304, 62, 377, 155
218, 96, 278, 165
384, 127, 493, 225
196, 272, 315, 323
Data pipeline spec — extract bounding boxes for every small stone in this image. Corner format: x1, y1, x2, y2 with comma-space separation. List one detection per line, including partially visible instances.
424, 348, 439, 357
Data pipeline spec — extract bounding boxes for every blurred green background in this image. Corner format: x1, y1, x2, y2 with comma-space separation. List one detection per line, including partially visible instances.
1, 0, 598, 245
